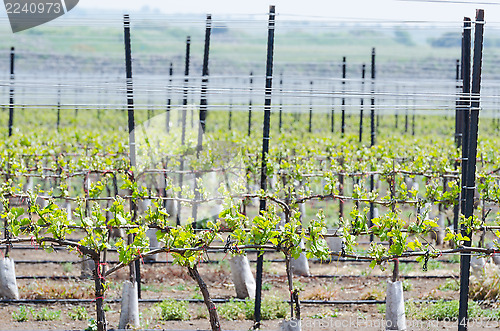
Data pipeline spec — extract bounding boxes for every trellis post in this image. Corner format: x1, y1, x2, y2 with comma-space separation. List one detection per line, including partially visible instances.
254, 5, 276, 329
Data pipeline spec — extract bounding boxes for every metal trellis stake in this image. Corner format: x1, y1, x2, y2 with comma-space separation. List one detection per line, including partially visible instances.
341, 56, 346, 137
166, 62, 173, 133
369, 47, 376, 242
458, 9, 484, 331
176, 36, 191, 227
359, 64, 365, 143
254, 5, 275, 329
193, 15, 213, 223
8, 47, 15, 137
308, 80, 313, 133
248, 71, 254, 136
123, 14, 140, 298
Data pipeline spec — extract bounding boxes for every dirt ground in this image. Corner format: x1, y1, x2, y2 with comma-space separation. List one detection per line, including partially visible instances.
0, 246, 495, 331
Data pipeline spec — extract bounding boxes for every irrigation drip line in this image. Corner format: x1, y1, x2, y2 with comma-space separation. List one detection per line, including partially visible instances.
310, 274, 457, 279
13, 274, 458, 281
16, 275, 80, 280
0, 298, 460, 305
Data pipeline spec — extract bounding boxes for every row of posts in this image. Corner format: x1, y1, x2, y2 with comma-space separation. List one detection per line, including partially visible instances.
3, 7, 485, 331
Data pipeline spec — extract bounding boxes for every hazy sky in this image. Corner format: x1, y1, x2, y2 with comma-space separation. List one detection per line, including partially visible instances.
78, 0, 500, 22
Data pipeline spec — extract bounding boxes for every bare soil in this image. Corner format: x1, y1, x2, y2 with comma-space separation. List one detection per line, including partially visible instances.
0, 246, 494, 330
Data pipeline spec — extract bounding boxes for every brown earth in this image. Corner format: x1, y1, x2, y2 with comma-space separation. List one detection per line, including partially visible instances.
0, 246, 496, 330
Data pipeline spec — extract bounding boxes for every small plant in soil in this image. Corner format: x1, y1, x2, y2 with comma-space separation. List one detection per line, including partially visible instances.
377, 304, 386, 314
292, 279, 304, 292
12, 305, 29, 322
85, 319, 98, 331
218, 300, 246, 321
405, 300, 483, 320
172, 284, 187, 291
30, 307, 61, 321
191, 287, 203, 300
439, 279, 460, 291
360, 288, 385, 300
308, 310, 338, 319
251, 295, 289, 320
156, 299, 190, 321
62, 262, 74, 273
214, 296, 289, 321
141, 283, 163, 293
398, 262, 415, 274
402, 279, 413, 291
262, 283, 273, 291
68, 306, 89, 321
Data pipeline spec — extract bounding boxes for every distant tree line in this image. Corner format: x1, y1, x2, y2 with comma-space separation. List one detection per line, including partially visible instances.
429, 31, 500, 48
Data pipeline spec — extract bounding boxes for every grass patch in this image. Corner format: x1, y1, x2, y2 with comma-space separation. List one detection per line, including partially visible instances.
402, 279, 413, 291
171, 284, 186, 291
218, 296, 289, 321
308, 310, 338, 319
142, 283, 166, 293
262, 283, 273, 291
218, 300, 247, 321
258, 295, 289, 320
439, 279, 460, 291
399, 262, 415, 274
31, 308, 61, 321
406, 300, 482, 320
156, 299, 190, 321
191, 286, 203, 300
85, 319, 97, 331
12, 306, 29, 322
425, 259, 443, 271
12, 306, 62, 322
62, 262, 73, 273
448, 255, 461, 263
68, 306, 88, 321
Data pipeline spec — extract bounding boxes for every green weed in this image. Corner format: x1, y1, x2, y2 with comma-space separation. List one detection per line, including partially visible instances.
156, 299, 190, 321
12, 306, 29, 322
68, 306, 88, 321
31, 307, 61, 321
439, 279, 460, 291
218, 296, 289, 321
406, 300, 482, 320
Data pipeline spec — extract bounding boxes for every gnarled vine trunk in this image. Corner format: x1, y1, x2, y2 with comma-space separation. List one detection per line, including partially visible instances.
188, 265, 220, 331
94, 258, 106, 331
